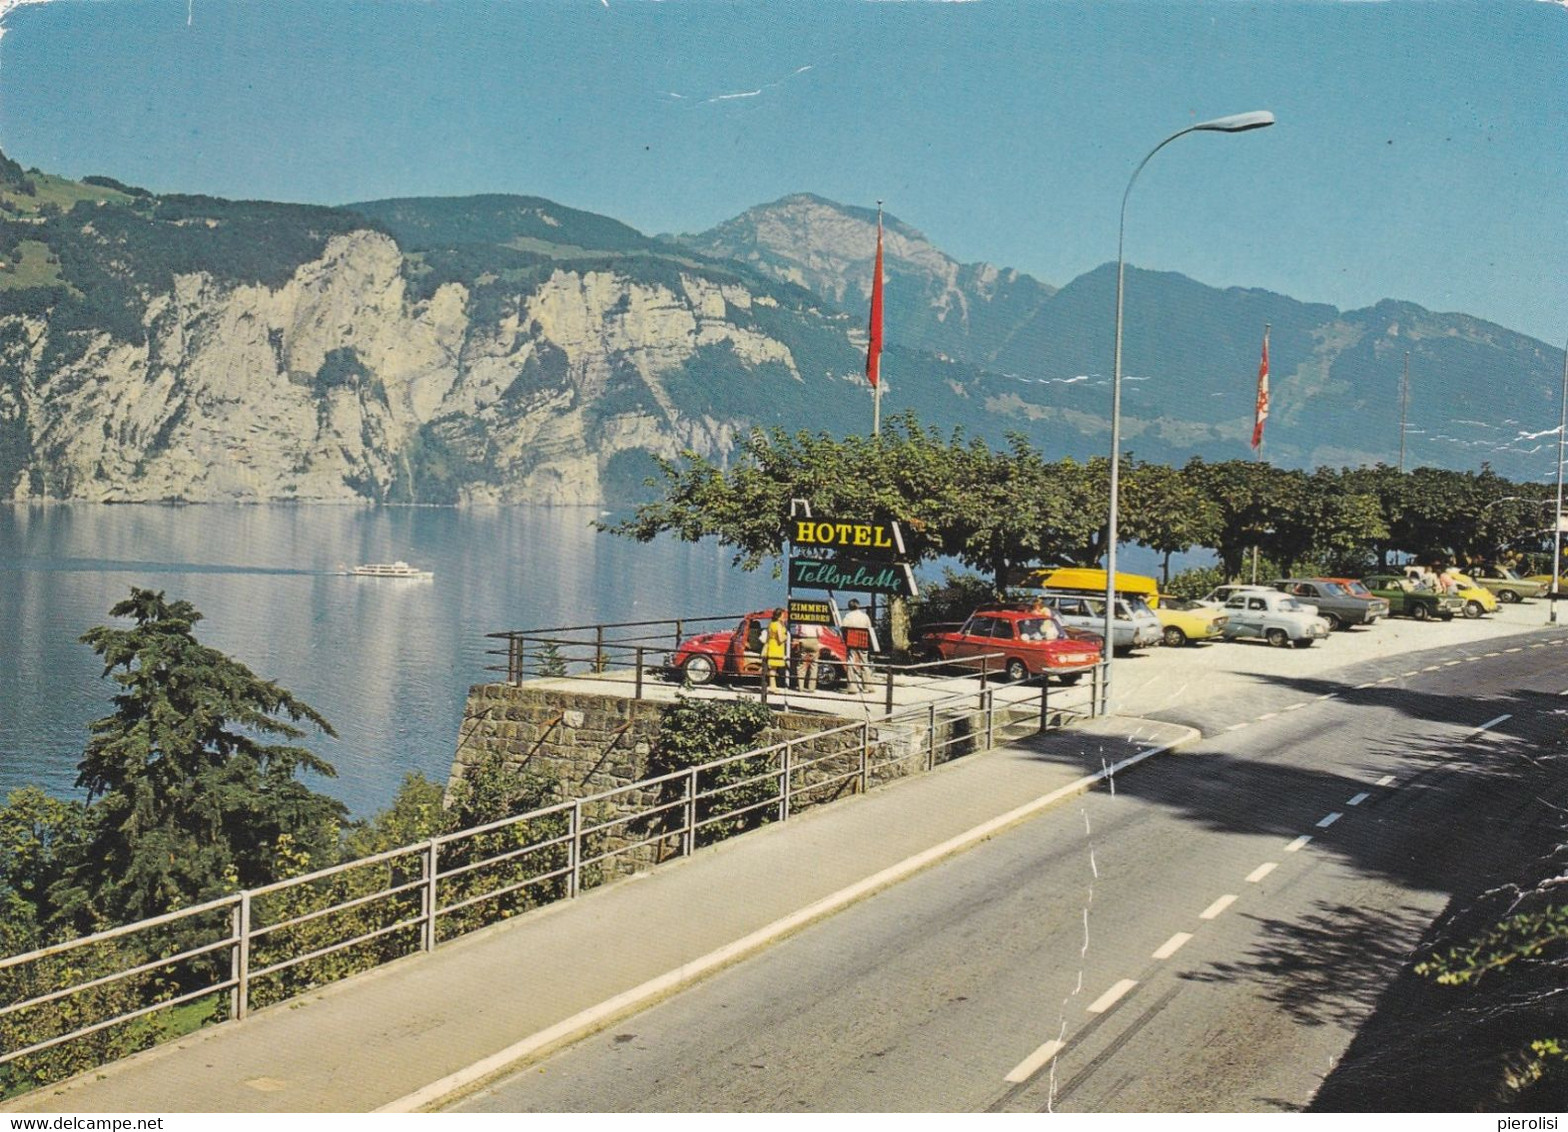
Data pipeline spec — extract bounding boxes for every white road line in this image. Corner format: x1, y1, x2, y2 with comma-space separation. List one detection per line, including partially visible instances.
1316, 812, 1343, 828
1401, 670, 1419, 677
1199, 894, 1238, 920
1316, 693, 1336, 700
1376, 774, 1395, 787
1152, 932, 1193, 960
1246, 862, 1279, 883
1468, 713, 1513, 739
1378, 676, 1396, 683
1283, 702, 1308, 712
1005, 1039, 1066, 1083
1086, 978, 1138, 1014
1346, 792, 1370, 806
1225, 722, 1248, 732
1256, 712, 1279, 721
1506, 648, 1523, 653
1422, 665, 1441, 672
1485, 651, 1502, 657
1464, 657, 1479, 662
1285, 835, 1313, 852
1532, 643, 1547, 648
1444, 660, 1462, 666
1354, 682, 1374, 689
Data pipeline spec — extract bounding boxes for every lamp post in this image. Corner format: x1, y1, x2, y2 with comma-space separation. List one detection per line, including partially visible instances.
1552, 339, 1568, 624
1103, 111, 1274, 713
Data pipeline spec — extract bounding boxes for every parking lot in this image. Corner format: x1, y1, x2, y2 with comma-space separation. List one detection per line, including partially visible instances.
1110, 597, 1560, 717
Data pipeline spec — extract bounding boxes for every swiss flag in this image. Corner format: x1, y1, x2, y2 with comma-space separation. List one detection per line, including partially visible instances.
866, 216, 884, 389
1251, 327, 1270, 450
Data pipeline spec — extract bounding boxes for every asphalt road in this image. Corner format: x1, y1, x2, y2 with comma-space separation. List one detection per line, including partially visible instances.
452, 630, 1568, 1112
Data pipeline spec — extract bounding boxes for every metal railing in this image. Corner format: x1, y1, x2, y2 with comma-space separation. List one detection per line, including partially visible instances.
487, 614, 744, 688
0, 662, 1102, 1085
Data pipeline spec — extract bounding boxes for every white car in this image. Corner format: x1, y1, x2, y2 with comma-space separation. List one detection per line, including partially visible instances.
1199, 583, 1318, 619
1036, 591, 1164, 652
1219, 590, 1331, 648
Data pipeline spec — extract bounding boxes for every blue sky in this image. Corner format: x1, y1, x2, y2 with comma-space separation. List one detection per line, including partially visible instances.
0, 0, 1563, 344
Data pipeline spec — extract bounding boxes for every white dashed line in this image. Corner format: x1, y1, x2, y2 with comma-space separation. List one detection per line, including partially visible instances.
1199, 894, 1238, 920
1152, 932, 1193, 960
1087, 978, 1138, 1014
1316, 693, 1337, 700
1256, 712, 1279, 721
1401, 670, 1420, 677
1484, 651, 1502, 657
1283, 702, 1308, 712
1285, 835, 1312, 852
1354, 682, 1374, 689
1505, 648, 1523, 654
1246, 862, 1279, 883
1375, 775, 1395, 787
1378, 676, 1396, 684
1468, 714, 1513, 739
1422, 665, 1441, 672
1005, 1039, 1066, 1083
1347, 792, 1370, 806
1443, 660, 1462, 666
1316, 812, 1343, 828
1225, 722, 1248, 732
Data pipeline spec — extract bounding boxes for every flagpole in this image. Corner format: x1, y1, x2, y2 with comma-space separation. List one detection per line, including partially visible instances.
871, 202, 884, 437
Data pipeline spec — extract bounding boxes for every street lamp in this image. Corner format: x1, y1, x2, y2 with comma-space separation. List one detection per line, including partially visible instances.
1102, 110, 1274, 713
1552, 339, 1568, 624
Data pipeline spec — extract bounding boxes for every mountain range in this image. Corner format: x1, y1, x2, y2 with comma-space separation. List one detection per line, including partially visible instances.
0, 152, 1561, 505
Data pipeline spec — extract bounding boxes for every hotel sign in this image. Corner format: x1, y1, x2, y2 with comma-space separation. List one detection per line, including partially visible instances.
789, 518, 905, 561
787, 597, 836, 626
789, 556, 917, 598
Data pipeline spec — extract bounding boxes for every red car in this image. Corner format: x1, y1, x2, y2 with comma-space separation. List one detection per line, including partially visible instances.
669, 611, 849, 688
918, 606, 1102, 684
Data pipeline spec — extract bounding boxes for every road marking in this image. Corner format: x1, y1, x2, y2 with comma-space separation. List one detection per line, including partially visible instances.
1316, 812, 1343, 828
1005, 1039, 1065, 1083
1506, 648, 1523, 653
1375, 775, 1395, 787
1422, 665, 1441, 672
1468, 713, 1512, 739
1484, 651, 1502, 657
1087, 978, 1138, 1014
1316, 693, 1337, 700
1464, 656, 1479, 662
1246, 862, 1278, 883
1346, 792, 1370, 806
1354, 681, 1374, 689
1152, 932, 1193, 960
1199, 894, 1238, 920
1285, 835, 1312, 852
1532, 643, 1547, 648
1256, 712, 1279, 721
1225, 722, 1248, 732
1283, 702, 1308, 712
1444, 660, 1462, 666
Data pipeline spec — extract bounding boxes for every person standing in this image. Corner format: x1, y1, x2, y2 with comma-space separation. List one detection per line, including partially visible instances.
795, 618, 823, 691
840, 599, 874, 692
763, 608, 789, 690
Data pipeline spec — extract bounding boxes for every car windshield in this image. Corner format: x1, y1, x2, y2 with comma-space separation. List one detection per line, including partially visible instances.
1125, 596, 1153, 615
1314, 581, 1345, 596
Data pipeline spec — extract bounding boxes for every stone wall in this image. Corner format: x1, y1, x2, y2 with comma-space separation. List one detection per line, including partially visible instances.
449, 682, 1039, 886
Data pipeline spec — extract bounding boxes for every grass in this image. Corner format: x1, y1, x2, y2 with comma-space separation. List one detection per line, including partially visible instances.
0, 240, 64, 290
0, 172, 130, 218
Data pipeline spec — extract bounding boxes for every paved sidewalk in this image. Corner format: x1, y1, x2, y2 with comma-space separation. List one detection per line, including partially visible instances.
2, 715, 1195, 1114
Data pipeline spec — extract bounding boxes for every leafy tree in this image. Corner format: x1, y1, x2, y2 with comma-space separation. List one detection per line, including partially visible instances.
53, 589, 344, 930
647, 696, 776, 846
1123, 461, 1222, 585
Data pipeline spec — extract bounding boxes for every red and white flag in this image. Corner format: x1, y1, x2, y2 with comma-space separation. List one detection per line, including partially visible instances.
1251, 326, 1270, 451
866, 213, 884, 389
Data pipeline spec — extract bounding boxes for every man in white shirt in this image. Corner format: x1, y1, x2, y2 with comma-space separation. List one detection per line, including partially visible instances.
840, 599, 874, 692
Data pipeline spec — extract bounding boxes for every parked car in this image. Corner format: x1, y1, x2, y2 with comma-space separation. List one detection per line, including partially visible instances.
1360, 575, 1464, 621
669, 611, 848, 688
1460, 565, 1544, 604
1033, 591, 1163, 652
1152, 595, 1228, 647
1268, 578, 1388, 631
1218, 590, 1331, 648
1024, 566, 1160, 607
1443, 571, 1499, 618
1197, 583, 1320, 620
917, 606, 1102, 683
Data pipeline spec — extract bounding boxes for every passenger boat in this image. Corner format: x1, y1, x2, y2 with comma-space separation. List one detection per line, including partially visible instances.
341, 561, 433, 579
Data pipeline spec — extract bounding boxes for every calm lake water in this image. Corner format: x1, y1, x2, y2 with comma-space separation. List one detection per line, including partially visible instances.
0, 504, 786, 816
1, 504, 1192, 817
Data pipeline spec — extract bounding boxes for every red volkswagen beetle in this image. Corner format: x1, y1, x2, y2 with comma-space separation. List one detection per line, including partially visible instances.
669, 611, 849, 689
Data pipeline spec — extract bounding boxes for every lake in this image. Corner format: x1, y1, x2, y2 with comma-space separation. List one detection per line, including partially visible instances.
0, 504, 1195, 817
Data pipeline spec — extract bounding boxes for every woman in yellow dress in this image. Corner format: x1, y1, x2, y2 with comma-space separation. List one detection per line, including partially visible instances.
763, 607, 789, 690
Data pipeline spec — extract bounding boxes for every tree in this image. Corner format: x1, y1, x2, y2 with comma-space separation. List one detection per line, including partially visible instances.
1122, 462, 1222, 585
53, 589, 344, 930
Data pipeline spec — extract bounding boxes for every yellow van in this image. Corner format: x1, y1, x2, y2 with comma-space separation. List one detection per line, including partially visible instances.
1023, 567, 1162, 607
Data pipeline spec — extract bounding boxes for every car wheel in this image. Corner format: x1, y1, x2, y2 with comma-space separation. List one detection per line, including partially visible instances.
1412, 603, 1431, 621
1293, 638, 1315, 648
816, 660, 843, 690
1464, 600, 1483, 619
1005, 657, 1029, 683
1499, 589, 1521, 603
1322, 613, 1341, 632
681, 654, 717, 685
1266, 628, 1290, 648
1162, 625, 1188, 648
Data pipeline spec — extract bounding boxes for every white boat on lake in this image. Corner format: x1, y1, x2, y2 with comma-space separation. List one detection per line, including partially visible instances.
341, 561, 433, 579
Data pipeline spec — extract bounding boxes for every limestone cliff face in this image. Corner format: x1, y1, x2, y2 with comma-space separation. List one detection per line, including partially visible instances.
5, 230, 810, 504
